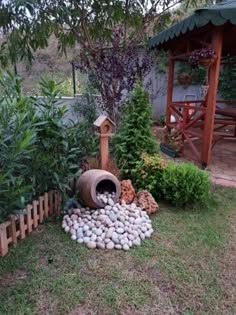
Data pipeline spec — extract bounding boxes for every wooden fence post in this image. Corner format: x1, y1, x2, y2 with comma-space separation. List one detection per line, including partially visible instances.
0, 224, 8, 256
9, 215, 17, 247
44, 193, 49, 218
33, 201, 39, 229
39, 196, 44, 223
19, 214, 26, 239
26, 205, 33, 234
49, 191, 54, 215
0, 190, 61, 257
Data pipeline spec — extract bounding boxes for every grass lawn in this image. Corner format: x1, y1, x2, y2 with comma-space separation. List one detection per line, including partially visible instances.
0, 185, 236, 315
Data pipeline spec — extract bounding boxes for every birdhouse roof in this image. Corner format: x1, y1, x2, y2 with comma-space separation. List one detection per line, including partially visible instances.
93, 115, 116, 128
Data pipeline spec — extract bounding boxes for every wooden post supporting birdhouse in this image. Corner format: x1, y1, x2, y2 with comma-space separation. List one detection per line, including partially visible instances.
93, 115, 115, 170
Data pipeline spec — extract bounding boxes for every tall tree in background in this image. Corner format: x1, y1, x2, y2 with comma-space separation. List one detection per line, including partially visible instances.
0, 0, 196, 119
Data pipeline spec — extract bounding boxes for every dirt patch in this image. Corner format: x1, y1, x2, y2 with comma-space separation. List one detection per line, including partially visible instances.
36, 289, 59, 315
152, 126, 166, 143
69, 304, 98, 315
0, 270, 28, 289
216, 212, 236, 313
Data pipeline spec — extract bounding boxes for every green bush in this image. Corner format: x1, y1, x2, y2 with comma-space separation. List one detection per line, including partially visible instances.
132, 153, 167, 199
0, 72, 97, 222
158, 114, 165, 126
113, 82, 158, 178
131, 152, 210, 206
161, 162, 210, 207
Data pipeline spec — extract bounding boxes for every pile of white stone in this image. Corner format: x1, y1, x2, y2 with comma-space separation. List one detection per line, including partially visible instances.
62, 201, 153, 250
96, 191, 116, 205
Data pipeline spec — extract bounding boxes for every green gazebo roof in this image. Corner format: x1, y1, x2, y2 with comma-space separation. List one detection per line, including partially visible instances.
149, 0, 236, 49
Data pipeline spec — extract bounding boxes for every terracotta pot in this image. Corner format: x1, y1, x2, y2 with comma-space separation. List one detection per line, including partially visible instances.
199, 57, 215, 66
177, 74, 192, 85
76, 169, 121, 208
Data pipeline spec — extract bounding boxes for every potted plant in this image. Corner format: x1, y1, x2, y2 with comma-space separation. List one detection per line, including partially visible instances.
160, 127, 183, 158
189, 47, 216, 68
177, 72, 192, 85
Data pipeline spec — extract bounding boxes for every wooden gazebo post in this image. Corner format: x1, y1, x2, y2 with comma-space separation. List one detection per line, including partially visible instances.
201, 28, 223, 167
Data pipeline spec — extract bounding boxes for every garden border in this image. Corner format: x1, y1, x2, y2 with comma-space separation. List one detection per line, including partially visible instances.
0, 190, 61, 257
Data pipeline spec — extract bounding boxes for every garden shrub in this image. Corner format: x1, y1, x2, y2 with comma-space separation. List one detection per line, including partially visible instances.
0, 72, 98, 222
161, 162, 210, 207
132, 153, 167, 199
132, 153, 210, 206
113, 82, 158, 178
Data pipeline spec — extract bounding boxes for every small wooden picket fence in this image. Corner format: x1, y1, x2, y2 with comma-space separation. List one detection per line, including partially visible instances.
0, 190, 61, 257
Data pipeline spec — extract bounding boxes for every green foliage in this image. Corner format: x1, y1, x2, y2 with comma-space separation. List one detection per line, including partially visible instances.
132, 153, 168, 199
176, 61, 207, 85
0, 72, 97, 222
158, 114, 166, 126
155, 50, 169, 73
113, 83, 158, 178
0, 0, 184, 66
219, 57, 236, 100
73, 89, 98, 125
131, 152, 210, 206
39, 74, 73, 97
71, 89, 99, 161
161, 162, 210, 206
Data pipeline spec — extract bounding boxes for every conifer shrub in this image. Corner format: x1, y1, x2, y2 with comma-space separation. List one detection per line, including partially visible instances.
113, 82, 158, 178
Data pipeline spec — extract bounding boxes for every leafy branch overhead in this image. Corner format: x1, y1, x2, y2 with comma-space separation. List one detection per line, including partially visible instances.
0, 0, 192, 65
0, 0, 198, 120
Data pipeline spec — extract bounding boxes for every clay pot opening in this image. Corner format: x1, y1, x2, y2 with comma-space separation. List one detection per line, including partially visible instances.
96, 180, 116, 194
77, 169, 121, 208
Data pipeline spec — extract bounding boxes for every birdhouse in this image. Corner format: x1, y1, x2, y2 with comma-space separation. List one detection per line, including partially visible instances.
93, 115, 115, 136
93, 115, 116, 170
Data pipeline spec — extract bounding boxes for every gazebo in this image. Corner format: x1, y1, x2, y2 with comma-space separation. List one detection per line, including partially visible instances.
149, 0, 236, 167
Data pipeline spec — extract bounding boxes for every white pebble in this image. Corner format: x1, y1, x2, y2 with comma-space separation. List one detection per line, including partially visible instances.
97, 242, 105, 249
109, 213, 117, 222
86, 230, 92, 237
108, 198, 114, 206
128, 234, 135, 241
62, 198, 154, 251
123, 244, 129, 250
87, 241, 96, 249
133, 238, 141, 246
83, 237, 90, 243
140, 233, 145, 240
117, 227, 124, 234
106, 241, 115, 249
106, 227, 115, 238
91, 234, 97, 242
105, 205, 112, 211
83, 225, 89, 231
64, 226, 70, 233
145, 231, 151, 238
141, 226, 147, 233
95, 228, 103, 236
73, 223, 79, 230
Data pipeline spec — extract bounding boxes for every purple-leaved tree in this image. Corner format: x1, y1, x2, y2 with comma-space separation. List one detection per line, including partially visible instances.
75, 26, 153, 122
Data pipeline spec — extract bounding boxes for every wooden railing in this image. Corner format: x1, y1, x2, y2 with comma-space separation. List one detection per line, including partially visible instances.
0, 190, 61, 257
